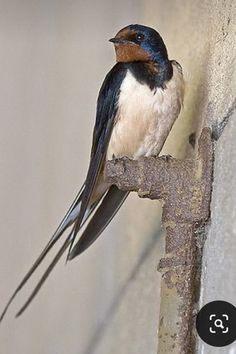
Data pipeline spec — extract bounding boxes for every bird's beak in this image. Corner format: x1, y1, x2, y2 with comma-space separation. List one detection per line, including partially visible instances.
109, 37, 129, 44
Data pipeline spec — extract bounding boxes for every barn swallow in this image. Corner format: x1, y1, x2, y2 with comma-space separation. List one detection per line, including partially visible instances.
0, 24, 184, 321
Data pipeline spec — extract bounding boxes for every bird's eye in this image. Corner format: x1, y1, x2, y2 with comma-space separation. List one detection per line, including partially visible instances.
136, 33, 145, 41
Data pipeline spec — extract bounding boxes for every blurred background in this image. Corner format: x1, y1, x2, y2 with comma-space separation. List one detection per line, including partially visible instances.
0, 1, 235, 354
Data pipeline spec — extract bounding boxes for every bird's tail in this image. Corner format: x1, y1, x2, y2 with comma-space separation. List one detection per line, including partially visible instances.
14, 186, 128, 317
0, 184, 89, 323
0, 184, 128, 322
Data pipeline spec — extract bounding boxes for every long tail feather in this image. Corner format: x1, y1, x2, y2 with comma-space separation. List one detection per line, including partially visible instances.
0, 182, 108, 322
15, 235, 72, 317
67, 144, 105, 258
0, 230, 63, 323
68, 186, 129, 260
14, 191, 107, 317
0, 184, 89, 323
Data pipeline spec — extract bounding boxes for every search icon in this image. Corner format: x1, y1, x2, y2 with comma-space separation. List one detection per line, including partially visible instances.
214, 319, 224, 329
196, 300, 236, 347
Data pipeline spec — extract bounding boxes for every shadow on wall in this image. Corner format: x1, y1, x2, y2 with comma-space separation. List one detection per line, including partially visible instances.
183, 45, 211, 156
82, 226, 163, 354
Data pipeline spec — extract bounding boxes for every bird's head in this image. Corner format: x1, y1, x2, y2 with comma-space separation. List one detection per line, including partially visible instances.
109, 24, 169, 64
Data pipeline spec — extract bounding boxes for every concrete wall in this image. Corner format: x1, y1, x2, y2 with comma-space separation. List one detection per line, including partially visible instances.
0, 1, 235, 354
145, 1, 236, 353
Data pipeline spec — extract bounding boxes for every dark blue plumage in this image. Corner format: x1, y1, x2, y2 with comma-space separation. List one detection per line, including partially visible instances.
91, 62, 127, 157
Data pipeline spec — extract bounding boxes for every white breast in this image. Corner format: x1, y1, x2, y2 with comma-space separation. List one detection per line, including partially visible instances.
106, 62, 184, 160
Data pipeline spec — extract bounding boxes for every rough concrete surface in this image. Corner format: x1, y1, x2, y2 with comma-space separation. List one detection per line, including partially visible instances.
198, 111, 236, 354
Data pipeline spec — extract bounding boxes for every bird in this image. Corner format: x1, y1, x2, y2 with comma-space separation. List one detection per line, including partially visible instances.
0, 24, 184, 322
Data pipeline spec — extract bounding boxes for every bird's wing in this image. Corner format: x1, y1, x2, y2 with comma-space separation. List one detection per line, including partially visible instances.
66, 62, 127, 258
0, 62, 127, 321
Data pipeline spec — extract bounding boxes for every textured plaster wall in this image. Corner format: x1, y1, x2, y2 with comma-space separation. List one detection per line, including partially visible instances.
198, 112, 236, 354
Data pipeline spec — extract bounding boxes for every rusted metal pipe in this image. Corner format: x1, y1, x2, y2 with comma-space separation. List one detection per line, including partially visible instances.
105, 128, 213, 354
